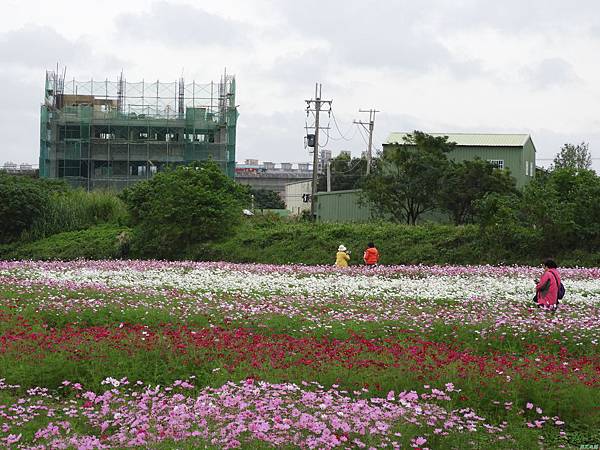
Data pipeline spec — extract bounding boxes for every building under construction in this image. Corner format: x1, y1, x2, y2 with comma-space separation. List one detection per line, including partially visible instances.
40, 70, 237, 190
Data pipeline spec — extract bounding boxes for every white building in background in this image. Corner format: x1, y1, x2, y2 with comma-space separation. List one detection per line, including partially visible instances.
235, 160, 313, 198
318, 149, 332, 173
2, 161, 17, 171
1, 162, 38, 175
285, 180, 312, 216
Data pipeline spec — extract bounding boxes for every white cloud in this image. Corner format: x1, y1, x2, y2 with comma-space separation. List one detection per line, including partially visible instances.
1, 0, 600, 170
0, 72, 40, 164
0, 25, 89, 68
269, 0, 473, 74
115, 1, 248, 47
521, 58, 581, 89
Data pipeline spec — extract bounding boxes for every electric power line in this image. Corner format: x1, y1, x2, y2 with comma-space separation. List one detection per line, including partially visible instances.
326, 157, 365, 175
328, 126, 358, 142
357, 124, 369, 146
319, 118, 332, 147
330, 111, 357, 141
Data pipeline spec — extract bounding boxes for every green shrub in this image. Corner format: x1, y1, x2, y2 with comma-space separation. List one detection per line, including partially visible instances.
522, 168, 600, 253
3, 219, 600, 265
190, 220, 480, 265
23, 189, 128, 241
4, 224, 130, 260
121, 162, 249, 259
0, 174, 68, 243
249, 188, 285, 209
190, 219, 600, 266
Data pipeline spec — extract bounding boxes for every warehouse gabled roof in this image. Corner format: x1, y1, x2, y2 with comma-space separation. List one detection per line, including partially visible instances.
385, 132, 531, 147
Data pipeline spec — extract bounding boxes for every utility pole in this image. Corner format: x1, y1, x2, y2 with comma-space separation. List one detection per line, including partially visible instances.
354, 108, 379, 175
327, 160, 331, 192
305, 83, 332, 219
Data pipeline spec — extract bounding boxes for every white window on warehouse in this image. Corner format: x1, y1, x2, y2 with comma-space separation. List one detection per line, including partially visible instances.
525, 161, 529, 176
489, 159, 504, 169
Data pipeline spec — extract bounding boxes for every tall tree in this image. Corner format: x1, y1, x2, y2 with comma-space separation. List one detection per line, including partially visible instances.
362, 131, 454, 224
553, 142, 592, 170
521, 167, 600, 252
0, 174, 68, 243
317, 154, 367, 192
250, 188, 285, 209
120, 161, 249, 259
439, 158, 517, 225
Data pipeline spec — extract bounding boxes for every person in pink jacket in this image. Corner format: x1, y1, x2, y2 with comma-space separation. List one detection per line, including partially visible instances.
535, 259, 561, 309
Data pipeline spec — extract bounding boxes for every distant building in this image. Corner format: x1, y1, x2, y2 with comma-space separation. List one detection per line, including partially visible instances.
235, 164, 263, 174
285, 180, 312, 215
2, 161, 17, 172
318, 149, 332, 173
315, 189, 373, 223
40, 70, 238, 190
384, 133, 536, 188
314, 133, 538, 223
1, 162, 38, 176
235, 160, 313, 198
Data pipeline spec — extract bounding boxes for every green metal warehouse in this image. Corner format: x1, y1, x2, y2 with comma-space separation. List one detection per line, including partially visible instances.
384, 132, 536, 188
316, 132, 537, 223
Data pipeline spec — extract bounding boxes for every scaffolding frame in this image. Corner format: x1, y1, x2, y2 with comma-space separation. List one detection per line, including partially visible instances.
40, 70, 237, 190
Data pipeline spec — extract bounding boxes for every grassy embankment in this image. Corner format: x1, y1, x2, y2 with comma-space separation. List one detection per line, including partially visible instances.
4, 218, 600, 267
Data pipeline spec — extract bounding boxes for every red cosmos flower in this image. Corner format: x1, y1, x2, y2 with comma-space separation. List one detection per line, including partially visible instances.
1, 315, 599, 388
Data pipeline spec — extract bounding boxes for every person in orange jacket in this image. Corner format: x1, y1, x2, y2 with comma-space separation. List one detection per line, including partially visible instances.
363, 242, 380, 266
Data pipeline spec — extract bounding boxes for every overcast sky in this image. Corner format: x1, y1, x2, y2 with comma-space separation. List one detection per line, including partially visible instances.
2, 0, 600, 169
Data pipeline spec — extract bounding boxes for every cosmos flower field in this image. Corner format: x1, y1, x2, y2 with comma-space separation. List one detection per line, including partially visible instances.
1, 261, 599, 449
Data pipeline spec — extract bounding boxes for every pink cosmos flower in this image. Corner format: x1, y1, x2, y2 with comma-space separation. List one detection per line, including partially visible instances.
4, 434, 21, 444
414, 436, 427, 446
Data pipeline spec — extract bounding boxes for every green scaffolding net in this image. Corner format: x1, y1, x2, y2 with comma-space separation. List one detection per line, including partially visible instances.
40, 71, 238, 190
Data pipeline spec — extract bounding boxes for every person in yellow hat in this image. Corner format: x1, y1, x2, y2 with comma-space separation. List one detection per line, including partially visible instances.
335, 244, 350, 267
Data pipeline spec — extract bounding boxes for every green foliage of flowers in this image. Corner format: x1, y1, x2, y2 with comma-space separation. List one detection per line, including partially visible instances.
0, 262, 599, 447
